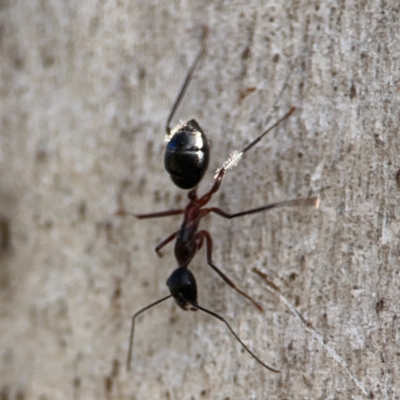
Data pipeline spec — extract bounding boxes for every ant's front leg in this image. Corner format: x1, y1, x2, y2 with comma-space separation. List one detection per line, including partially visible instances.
196, 230, 263, 312
155, 230, 179, 258
165, 26, 208, 137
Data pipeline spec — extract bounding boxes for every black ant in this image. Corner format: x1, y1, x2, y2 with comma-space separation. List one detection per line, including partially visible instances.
120, 28, 320, 373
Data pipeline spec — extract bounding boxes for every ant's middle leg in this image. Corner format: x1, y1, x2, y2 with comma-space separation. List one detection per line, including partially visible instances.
115, 187, 184, 219
203, 196, 320, 219
117, 209, 184, 219
197, 230, 263, 312
116, 209, 183, 257
116, 208, 183, 257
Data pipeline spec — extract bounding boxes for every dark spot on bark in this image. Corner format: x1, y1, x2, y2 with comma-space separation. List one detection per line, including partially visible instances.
350, 83, 357, 99
0, 217, 11, 251
138, 67, 146, 80
111, 359, 120, 377
15, 391, 25, 400
241, 45, 250, 60
0, 1, 10, 11
13, 56, 25, 70
104, 375, 112, 393
73, 377, 81, 388
376, 298, 384, 313
111, 281, 122, 301
141, 280, 150, 288
396, 169, 400, 189
78, 201, 87, 219
42, 53, 55, 68
36, 147, 48, 162
0, 386, 8, 400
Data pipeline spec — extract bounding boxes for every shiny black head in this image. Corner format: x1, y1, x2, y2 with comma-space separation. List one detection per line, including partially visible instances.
166, 268, 198, 310
164, 120, 210, 190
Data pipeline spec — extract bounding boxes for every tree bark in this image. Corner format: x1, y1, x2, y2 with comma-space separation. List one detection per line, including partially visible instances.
0, 1, 399, 399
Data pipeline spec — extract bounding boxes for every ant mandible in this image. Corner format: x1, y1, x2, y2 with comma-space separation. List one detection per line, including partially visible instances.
121, 28, 320, 373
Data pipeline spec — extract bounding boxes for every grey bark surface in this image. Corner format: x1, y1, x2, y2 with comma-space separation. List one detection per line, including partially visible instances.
0, 1, 399, 399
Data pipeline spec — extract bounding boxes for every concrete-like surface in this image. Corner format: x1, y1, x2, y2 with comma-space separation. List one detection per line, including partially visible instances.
0, 1, 399, 399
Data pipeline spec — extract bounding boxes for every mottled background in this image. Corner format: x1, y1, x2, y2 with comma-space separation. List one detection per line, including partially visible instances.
0, 1, 399, 399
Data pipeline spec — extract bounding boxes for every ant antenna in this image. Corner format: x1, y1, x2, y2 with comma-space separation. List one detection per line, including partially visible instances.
165, 27, 208, 138
187, 300, 279, 373
126, 292, 280, 373
127, 294, 172, 371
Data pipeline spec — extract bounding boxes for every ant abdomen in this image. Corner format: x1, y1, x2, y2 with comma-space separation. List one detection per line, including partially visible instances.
164, 119, 210, 189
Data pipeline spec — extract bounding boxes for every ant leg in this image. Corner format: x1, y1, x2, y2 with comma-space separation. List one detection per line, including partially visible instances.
252, 267, 281, 292
195, 231, 204, 250
204, 196, 320, 219
127, 294, 172, 371
165, 26, 208, 137
198, 107, 295, 207
186, 299, 279, 373
197, 230, 263, 312
116, 209, 184, 219
155, 230, 179, 257
115, 184, 183, 219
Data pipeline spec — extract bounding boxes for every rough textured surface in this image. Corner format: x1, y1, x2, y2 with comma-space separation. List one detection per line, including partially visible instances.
0, 1, 399, 399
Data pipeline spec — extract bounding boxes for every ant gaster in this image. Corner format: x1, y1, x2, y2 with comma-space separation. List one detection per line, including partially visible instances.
121, 28, 320, 373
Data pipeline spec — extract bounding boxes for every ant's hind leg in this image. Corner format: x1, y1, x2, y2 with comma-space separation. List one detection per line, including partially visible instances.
197, 230, 263, 312
165, 26, 208, 137
197, 108, 296, 207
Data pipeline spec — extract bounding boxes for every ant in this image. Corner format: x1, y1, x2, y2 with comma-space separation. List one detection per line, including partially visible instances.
120, 28, 320, 373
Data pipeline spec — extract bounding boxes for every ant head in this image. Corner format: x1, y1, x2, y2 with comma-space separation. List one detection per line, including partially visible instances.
164, 120, 210, 190
166, 268, 198, 311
